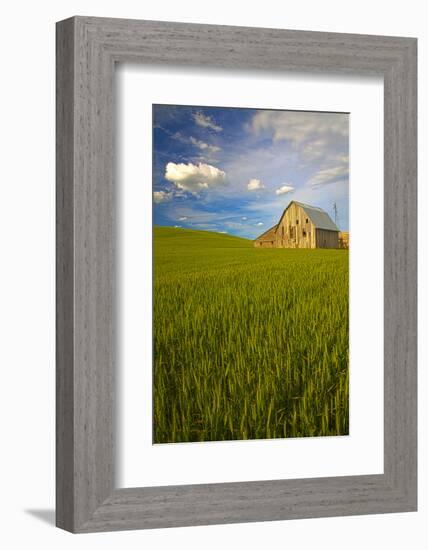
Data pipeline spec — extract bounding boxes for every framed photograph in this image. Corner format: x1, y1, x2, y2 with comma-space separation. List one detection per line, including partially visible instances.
56, 16, 417, 532
151, 104, 350, 446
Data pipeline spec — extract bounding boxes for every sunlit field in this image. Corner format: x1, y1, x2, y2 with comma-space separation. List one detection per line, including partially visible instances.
153, 226, 349, 444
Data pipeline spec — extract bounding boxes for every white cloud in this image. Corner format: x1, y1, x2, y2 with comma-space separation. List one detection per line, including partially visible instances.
169, 132, 220, 157
301, 138, 328, 160
275, 184, 294, 195
242, 216, 247, 220
309, 164, 349, 187
247, 178, 264, 191
225, 221, 243, 229
165, 162, 227, 193
153, 190, 173, 203
252, 111, 348, 144
178, 216, 188, 221
189, 136, 221, 154
255, 222, 264, 226
193, 111, 223, 132
251, 111, 348, 166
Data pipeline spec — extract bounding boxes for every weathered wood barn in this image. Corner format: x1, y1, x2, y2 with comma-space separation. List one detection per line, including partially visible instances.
254, 201, 340, 249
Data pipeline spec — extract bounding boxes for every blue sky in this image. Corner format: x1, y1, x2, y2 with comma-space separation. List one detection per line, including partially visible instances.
153, 104, 349, 239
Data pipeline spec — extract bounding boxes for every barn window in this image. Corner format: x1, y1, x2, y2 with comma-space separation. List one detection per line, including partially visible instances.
303, 230, 307, 237
296, 219, 299, 224
306, 218, 309, 223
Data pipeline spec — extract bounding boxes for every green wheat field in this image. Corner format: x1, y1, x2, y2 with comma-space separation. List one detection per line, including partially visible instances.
153, 226, 349, 444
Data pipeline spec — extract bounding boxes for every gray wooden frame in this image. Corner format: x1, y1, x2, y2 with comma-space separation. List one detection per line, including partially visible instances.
56, 16, 417, 533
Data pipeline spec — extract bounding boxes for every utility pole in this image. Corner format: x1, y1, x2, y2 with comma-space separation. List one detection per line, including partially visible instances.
333, 202, 338, 226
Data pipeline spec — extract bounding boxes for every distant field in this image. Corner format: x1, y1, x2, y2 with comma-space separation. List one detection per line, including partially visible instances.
153, 226, 349, 443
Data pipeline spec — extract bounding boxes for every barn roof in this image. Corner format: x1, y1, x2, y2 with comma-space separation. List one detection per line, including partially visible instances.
277, 201, 339, 232
297, 202, 339, 231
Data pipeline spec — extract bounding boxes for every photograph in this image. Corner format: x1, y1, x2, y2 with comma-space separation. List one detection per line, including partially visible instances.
152, 104, 350, 444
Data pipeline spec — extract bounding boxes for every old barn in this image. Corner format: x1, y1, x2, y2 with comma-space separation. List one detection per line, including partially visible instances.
254, 201, 340, 249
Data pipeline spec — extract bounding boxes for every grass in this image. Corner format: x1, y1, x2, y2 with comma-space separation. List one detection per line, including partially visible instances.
153, 226, 349, 443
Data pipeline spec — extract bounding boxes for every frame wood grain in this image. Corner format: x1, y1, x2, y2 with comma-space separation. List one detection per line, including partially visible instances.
56, 16, 417, 533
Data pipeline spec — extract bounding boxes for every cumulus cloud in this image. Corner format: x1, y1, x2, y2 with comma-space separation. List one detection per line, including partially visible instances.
178, 216, 188, 221
275, 184, 294, 195
255, 222, 264, 226
193, 111, 223, 132
247, 178, 265, 191
153, 190, 173, 203
242, 216, 247, 220
309, 164, 349, 187
165, 162, 227, 193
189, 136, 221, 154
